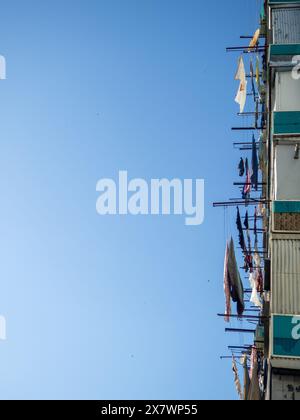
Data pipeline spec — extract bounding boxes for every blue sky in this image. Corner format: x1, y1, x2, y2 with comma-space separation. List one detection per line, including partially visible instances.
0, 0, 262, 400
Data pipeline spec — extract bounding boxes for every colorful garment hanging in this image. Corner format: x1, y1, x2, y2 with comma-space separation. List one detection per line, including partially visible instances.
236, 207, 246, 253
254, 207, 258, 238
249, 272, 262, 309
245, 211, 253, 274
249, 29, 260, 51
235, 57, 247, 113
253, 245, 261, 269
257, 202, 266, 217
256, 269, 264, 293
244, 211, 249, 231
256, 55, 261, 89
235, 56, 246, 81
235, 81, 247, 113
246, 227, 252, 272
248, 348, 261, 401
255, 100, 259, 128
232, 357, 243, 400
239, 158, 245, 177
251, 136, 259, 191
224, 242, 231, 322
244, 253, 253, 274
228, 238, 245, 316
249, 347, 257, 380
224, 237, 245, 317
236, 208, 253, 273
242, 158, 251, 200
243, 355, 250, 401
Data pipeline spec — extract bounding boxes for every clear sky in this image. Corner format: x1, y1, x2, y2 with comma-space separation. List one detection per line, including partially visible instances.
0, 0, 263, 400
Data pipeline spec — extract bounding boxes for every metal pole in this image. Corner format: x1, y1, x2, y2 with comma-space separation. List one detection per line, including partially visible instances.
225, 328, 256, 334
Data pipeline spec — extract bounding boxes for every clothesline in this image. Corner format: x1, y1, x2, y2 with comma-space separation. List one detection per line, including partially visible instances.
238, 112, 266, 116
213, 200, 269, 207
240, 36, 265, 40
245, 74, 262, 78
226, 47, 265, 53
234, 141, 262, 145
220, 356, 249, 360
229, 196, 265, 200
217, 314, 268, 320
244, 309, 261, 313
234, 182, 266, 186
225, 328, 256, 334
231, 126, 265, 131
232, 345, 262, 351
241, 229, 265, 233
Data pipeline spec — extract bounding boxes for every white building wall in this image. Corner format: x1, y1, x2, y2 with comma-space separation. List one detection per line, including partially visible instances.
275, 145, 300, 201
274, 72, 300, 112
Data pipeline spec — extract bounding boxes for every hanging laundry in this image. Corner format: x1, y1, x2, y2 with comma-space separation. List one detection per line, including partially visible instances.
256, 269, 264, 293
235, 81, 248, 113
250, 286, 262, 309
245, 215, 253, 274
254, 233, 258, 254
255, 55, 261, 89
254, 207, 258, 252
237, 206, 253, 273
223, 242, 231, 322
257, 202, 266, 217
257, 204, 262, 216
251, 135, 259, 191
242, 158, 251, 200
249, 29, 260, 51
249, 272, 262, 308
238, 158, 245, 177
235, 56, 247, 113
249, 347, 257, 380
235, 56, 246, 81
254, 207, 257, 238
243, 355, 250, 401
244, 253, 253, 274
251, 268, 263, 292
248, 348, 261, 401
250, 59, 256, 99
224, 239, 244, 317
232, 357, 243, 400
253, 244, 261, 269
228, 238, 245, 316
255, 100, 259, 128
236, 207, 247, 253
244, 211, 249, 231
